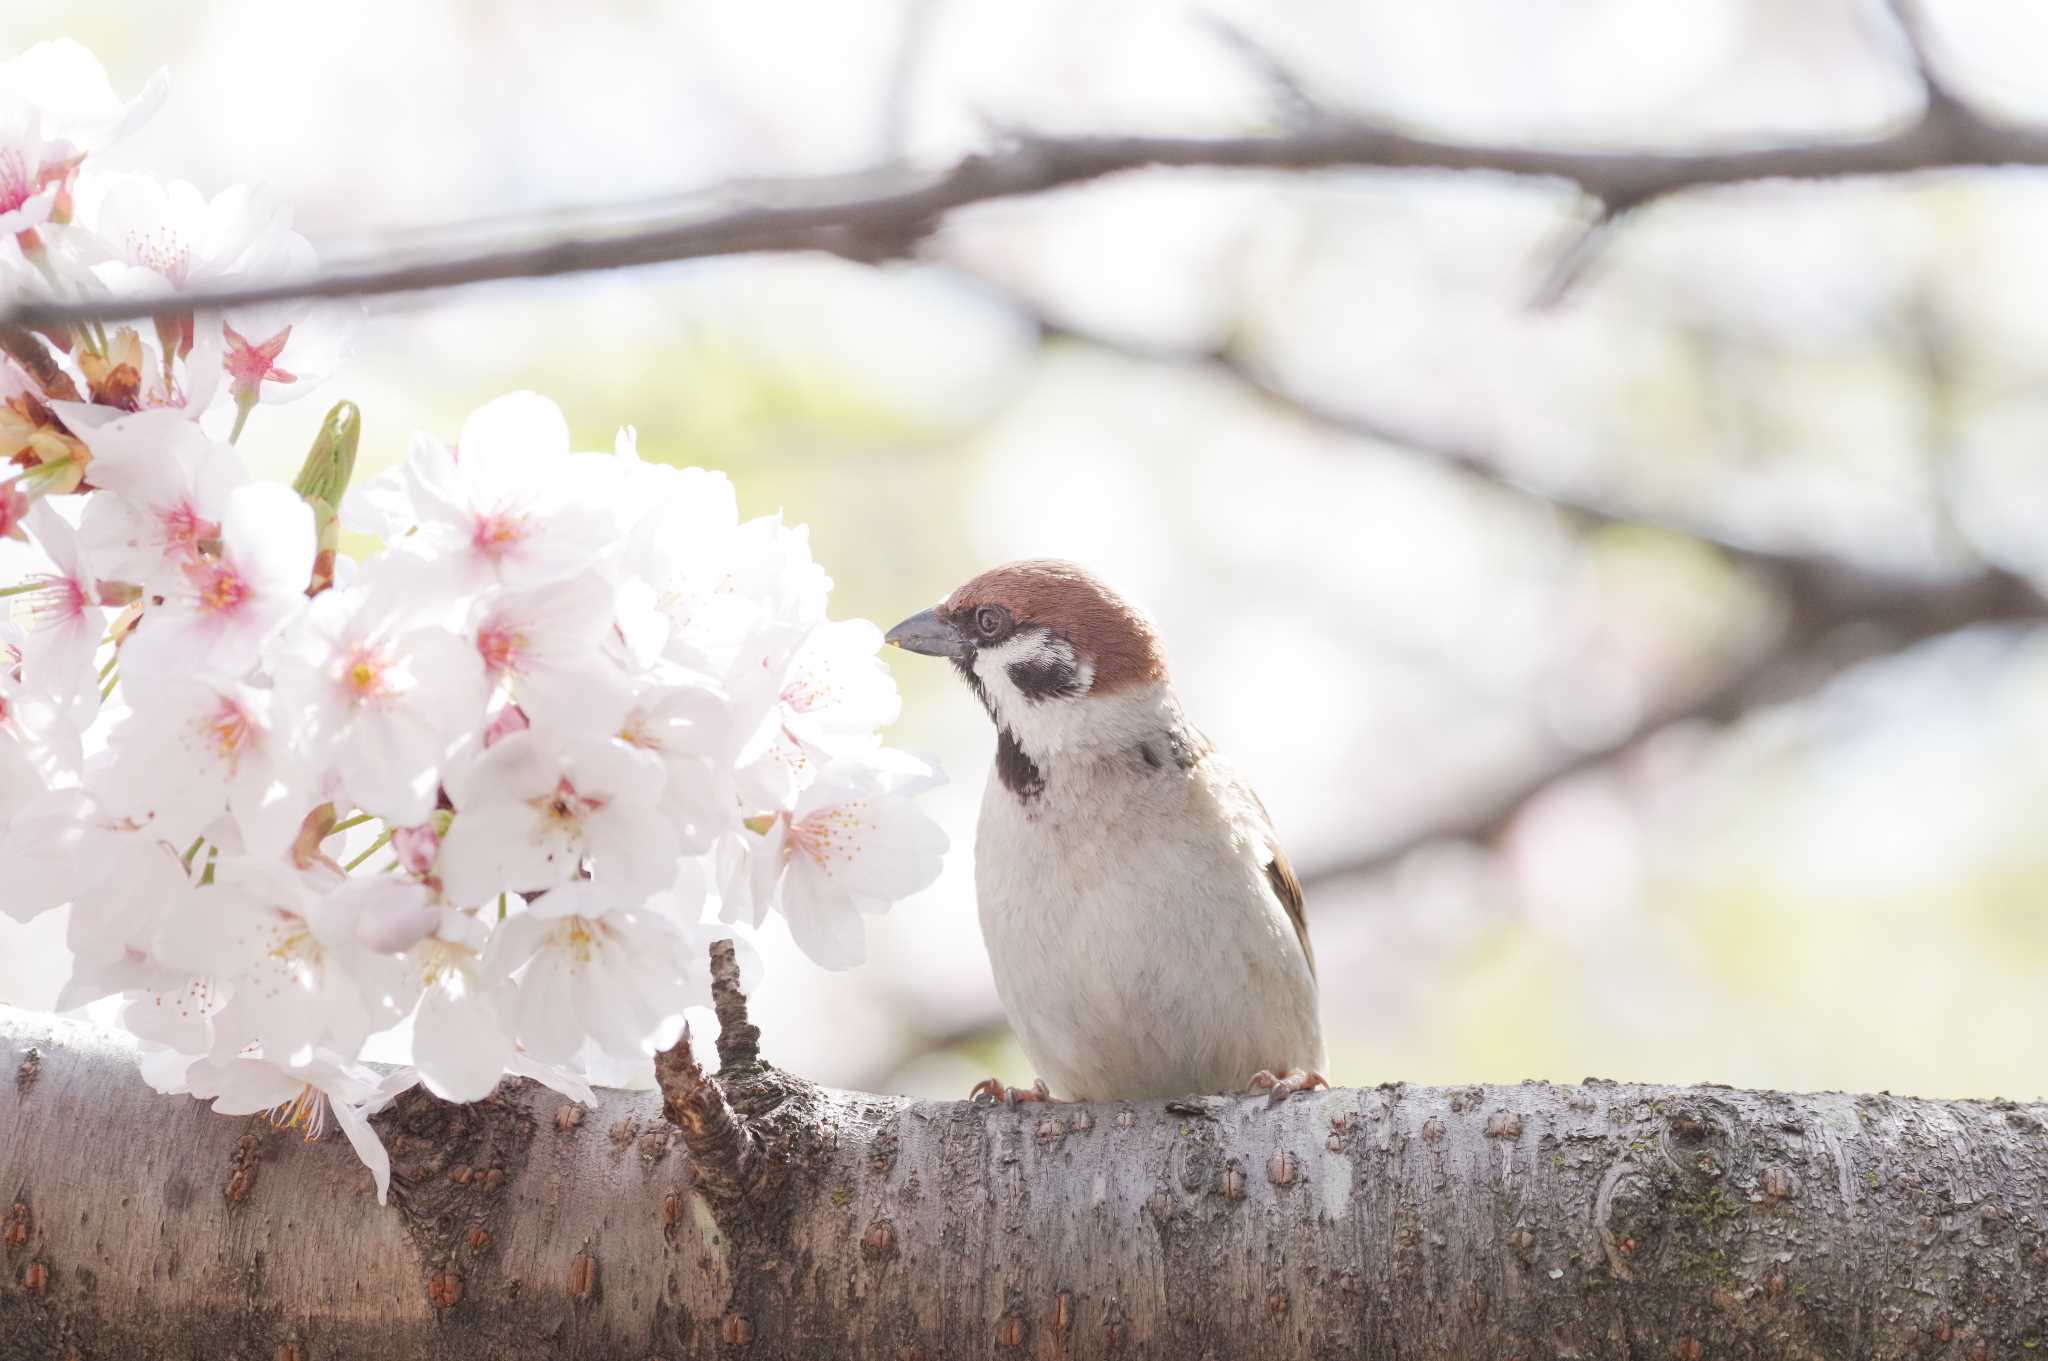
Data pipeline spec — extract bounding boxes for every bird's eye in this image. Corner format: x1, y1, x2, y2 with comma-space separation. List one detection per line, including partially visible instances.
974, 605, 1008, 639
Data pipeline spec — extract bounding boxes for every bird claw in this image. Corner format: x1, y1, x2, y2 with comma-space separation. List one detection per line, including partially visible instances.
1248, 1069, 1330, 1106
968, 1076, 1057, 1106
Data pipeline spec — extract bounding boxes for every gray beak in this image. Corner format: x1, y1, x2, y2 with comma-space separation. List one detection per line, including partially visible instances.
885, 606, 966, 659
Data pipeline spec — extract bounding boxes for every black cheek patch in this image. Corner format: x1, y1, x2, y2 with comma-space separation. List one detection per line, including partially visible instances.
1006, 651, 1083, 703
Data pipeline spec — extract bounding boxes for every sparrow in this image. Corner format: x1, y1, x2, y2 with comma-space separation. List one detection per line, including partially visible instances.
886, 559, 1327, 1104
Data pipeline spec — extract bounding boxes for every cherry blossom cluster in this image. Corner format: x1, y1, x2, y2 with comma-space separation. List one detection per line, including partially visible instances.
0, 42, 947, 1198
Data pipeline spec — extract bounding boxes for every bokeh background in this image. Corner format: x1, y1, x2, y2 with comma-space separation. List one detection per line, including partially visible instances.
5, 0, 2047, 1101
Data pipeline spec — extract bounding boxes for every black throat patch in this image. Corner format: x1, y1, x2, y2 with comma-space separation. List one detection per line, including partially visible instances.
953, 648, 1051, 801
995, 727, 1045, 800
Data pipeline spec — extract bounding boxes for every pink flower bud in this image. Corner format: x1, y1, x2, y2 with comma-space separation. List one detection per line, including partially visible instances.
482, 702, 530, 748
0, 480, 27, 540
390, 821, 441, 877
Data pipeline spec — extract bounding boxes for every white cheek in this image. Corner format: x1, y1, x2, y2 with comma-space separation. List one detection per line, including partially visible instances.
971, 632, 1094, 756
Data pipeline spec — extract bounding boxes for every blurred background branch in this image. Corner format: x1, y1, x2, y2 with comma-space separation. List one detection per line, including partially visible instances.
11, 0, 2048, 329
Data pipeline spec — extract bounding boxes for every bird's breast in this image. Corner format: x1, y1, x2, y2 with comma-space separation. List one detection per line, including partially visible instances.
971, 753, 1324, 1100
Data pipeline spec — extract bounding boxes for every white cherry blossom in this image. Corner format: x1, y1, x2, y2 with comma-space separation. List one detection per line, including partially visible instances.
342, 392, 614, 594
485, 881, 712, 1066
270, 564, 488, 824
0, 112, 947, 1148
90, 673, 297, 854
471, 569, 633, 734
401, 910, 514, 1102
11, 498, 103, 709
180, 1049, 396, 1203
0, 617, 84, 816
733, 618, 899, 806
75, 175, 297, 299
121, 481, 312, 683
67, 405, 249, 592
153, 856, 411, 1061
743, 751, 948, 969
615, 675, 735, 849
438, 729, 676, 907
0, 40, 166, 237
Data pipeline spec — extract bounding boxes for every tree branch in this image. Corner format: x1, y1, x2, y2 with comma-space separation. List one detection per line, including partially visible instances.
653, 940, 772, 1202
9, 1004, 2048, 1358
13, 71, 2048, 328
1299, 563, 2047, 888
653, 1023, 767, 1204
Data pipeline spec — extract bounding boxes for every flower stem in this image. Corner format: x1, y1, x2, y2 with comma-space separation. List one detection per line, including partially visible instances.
228, 392, 255, 444
96, 651, 118, 682
180, 835, 206, 870
0, 581, 43, 598
497, 892, 507, 922
99, 669, 118, 702
342, 829, 392, 872
330, 812, 374, 835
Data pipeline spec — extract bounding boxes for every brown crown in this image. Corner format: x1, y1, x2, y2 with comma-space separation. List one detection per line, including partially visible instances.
939, 559, 1167, 694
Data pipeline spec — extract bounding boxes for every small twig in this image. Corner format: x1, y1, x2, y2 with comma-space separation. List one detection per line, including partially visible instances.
708, 938, 762, 1072
654, 1021, 767, 1204
0, 325, 83, 402
1525, 197, 1636, 309
1882, 0, 1964, 115
1197, 14, 1326, 129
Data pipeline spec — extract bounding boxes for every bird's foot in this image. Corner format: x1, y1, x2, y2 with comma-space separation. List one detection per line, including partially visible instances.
968, 1076, 1059, 1106
1248, 1069, 1330, 1106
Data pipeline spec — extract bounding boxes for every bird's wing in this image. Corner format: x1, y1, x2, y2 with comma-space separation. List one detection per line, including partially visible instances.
1260, 835, 1315, 980
1183, 725, 1316, 980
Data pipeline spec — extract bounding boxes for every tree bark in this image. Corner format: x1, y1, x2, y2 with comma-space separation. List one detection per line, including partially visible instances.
4, 1003, 2047, 1360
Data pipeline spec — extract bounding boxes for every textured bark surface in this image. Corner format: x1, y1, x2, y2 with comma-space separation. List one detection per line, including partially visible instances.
6, 1004, 2048, 1360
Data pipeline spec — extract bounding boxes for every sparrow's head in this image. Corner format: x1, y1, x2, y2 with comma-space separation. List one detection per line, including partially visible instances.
885, 560, 1169, 760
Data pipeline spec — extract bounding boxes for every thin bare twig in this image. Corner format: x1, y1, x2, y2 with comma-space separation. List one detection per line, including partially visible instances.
708, 937, 762, 1073
1526, 198, 1634, 309
1520, 0, 1963, 306
1882, 0, 1965, 115
1196, 15, 1327, 130
13, 64, 2048, 329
